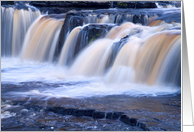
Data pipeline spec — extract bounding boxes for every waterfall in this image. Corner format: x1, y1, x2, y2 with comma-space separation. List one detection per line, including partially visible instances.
104, 37, 141, 83
134, 31, 181, 86
58, 27, 82, 66
1, 6, 41, 57
12, 9, 41, 56
1, 6, 181, 88
1, 7, 14, 56
70, 39, 114, 76
20, 16, 64, 62
65, 22, 181, 87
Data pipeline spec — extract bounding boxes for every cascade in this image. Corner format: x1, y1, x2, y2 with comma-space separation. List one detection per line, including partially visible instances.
58, 27, 82, 66
20, 15, 64, 62
1, 5, 41, 57
1, 5, 181, 93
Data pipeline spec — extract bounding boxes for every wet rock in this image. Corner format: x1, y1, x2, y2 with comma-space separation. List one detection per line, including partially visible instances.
47, 107, 65, 115
112, 1, 157, 9
83, 109, 95, 117
54, 12, 85, 60
133, 14, 146, 25
74, 109, 85, 117
30, 1, 111, 14
120, 115, 137, 126
1, 91, 181, 131
64, 108, 76, 115
112, 112, 124, 119
73, 24, 114, 58
105, 35, 130, 69
14, 1, 38, 11
137, 122, 147, 130
136, 1, 157, 9
21, 109, 29, 114
146, 126, 167, 131
54, 7, 180, 60
29, 1, 161, 14
105, 112, 124, 120
1, 1, 39, 12
30, 1, 110, 9
93, 111, 105, 119
1, 1, 14, 5
106, 112, 113, 119
113, 1, 136, 8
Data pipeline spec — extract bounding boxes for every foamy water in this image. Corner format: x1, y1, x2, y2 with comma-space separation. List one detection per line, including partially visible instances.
1, 57, 180, 98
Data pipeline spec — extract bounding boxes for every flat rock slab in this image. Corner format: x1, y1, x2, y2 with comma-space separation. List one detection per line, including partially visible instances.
1, 82, 181, 131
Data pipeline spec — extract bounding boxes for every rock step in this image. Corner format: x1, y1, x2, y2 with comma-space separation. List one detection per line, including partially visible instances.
27, 1, 158, 14
46, 106, 147, 130
8, 99, 148, 130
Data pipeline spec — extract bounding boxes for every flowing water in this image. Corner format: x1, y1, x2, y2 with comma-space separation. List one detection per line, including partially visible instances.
1, 3, 181, 131
1, 6, 181, 98
1, 5, 41, 57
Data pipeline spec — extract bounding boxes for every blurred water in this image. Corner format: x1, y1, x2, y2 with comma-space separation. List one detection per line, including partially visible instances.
1, 57, 180, 98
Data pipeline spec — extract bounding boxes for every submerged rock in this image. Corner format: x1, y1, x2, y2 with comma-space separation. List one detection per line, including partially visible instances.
73, 24, 114, 58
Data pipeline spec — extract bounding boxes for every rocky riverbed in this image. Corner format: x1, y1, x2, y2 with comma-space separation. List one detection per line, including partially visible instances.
1, 82, 181, 131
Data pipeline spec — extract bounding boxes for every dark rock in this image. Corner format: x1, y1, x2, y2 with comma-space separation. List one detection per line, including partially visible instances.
106, 112, 113, 119
25, 105, 42, 112
133, 14, 146, 25
105, 35, 130, 69
136, 1, 157, 9
137, 122, 146, 130
93, 111, 105, 119
1, 92, 181, 131
54, 12, 86, 61
37, 7, 75, 14
14, 1, 28, 5
64, 108, 76, 115
73, 24, 114, 59
32, 1, 110, 8
74, 109, 84, 117
112, 112, 124, 119
146, 126, 167, 131
105, 112, 124, 120
113, 1, 136, 8
46, 107, 65, 115
83, 109, 95, 117
1, 1, 14, 5
113, 1, 157, 9
72, 109, 95, 117
3, 1, 37, 11
120, 115, 137, 126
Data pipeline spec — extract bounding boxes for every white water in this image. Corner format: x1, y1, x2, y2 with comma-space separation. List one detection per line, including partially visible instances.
1, 7, 181, 99
20, 16, 64, 62
1, 6, 41, 57
1, 57, 180, 98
